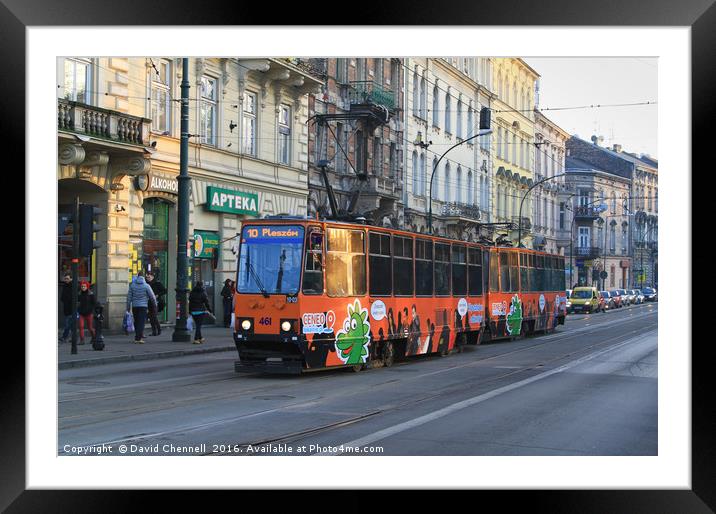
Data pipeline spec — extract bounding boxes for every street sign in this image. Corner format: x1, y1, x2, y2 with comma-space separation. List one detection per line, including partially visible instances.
600, 270, 608, 279
575, 259, 584, 267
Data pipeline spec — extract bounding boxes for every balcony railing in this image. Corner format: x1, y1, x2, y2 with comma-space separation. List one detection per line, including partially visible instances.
349, 81, 396, 110
366, 175, 400, 197
574, 246, 601, 259
574, 205, 603, 220
58, 99, 150, 146
441, 202, 483, 222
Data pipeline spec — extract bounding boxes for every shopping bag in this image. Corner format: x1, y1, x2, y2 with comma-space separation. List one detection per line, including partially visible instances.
187, 316, 194, 331
230, 312, 236, 329
123, 311, 134, 334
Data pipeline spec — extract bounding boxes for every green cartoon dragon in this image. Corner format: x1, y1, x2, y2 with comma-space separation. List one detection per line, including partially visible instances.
506, 295, 523, 335
335, 300, 371, 365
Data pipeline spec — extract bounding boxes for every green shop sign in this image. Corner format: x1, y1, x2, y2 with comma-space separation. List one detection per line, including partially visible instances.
206, 186, 258, 215
193, 230, 220, 259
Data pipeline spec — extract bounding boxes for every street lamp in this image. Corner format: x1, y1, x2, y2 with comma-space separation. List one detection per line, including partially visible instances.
427, 107, 491, 233
517, 172, 568, 248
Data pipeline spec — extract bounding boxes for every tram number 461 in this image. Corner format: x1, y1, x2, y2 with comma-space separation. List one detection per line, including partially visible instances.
258, 317, 272, 326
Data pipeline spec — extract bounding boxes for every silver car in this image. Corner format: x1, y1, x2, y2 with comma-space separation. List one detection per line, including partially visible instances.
634, 289, 645, 304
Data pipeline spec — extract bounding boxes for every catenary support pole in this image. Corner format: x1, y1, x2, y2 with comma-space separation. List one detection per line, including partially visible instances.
173, 58, 191, 342
70, 196, 79, 354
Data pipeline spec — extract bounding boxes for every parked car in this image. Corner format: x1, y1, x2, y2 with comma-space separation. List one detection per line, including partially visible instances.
600, 290, 615, 310
609, 290, 623, 308
642, 287, 658, 302
625, 289, 637, 304
617, 289, 631, 306
566, 289, 573, 313
570, 287, 604, 313
633, 289, 645, 304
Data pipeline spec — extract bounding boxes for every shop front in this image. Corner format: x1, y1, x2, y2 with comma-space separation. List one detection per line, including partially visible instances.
191, 230, 220, 323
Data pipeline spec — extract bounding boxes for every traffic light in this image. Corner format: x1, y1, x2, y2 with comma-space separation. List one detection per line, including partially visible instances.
79, 204, 102, 257
479, 106, 491, 130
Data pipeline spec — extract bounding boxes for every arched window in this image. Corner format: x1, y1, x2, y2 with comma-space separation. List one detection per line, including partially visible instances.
432, 86, 439, 127
498, 73, 503, 99
456, 99, 463, 139
419, 77, 426, 118
432, 157, 438, 197
504, 130, 509, 160
512, 134, 517, 165
445, 92, 451, 133
512, 187, 517, 220
412, 151, 419, 195
611, 192, 617, 214
412, 71, 419, 116
497, 126, 503, 158
610, 221, 616, 252
467, 103, 474, 138
505, 80, 510, 104
444, 162, 451, 202
513, 83, 518, 108
497, 184, 503, 217
456, 166, 463, 203
467, 169, 474, 205
420, 153, 426, 196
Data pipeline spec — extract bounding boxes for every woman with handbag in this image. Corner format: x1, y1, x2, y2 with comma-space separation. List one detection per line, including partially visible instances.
188, 281, 212, 344
146, 272, 167, 336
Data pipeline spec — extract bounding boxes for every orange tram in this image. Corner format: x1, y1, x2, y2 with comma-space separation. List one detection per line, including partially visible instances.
233, 218, 567, 374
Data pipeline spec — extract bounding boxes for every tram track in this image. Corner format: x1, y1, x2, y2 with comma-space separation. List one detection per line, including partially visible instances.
58, 307, 655, 430
60, 306, 657, 454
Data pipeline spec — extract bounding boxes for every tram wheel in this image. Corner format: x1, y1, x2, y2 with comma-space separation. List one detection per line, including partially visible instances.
349, 363, 364, 372
382, 341, 395, 368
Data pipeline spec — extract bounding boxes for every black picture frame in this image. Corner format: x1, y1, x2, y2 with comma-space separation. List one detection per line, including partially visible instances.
5, 0, 708, 510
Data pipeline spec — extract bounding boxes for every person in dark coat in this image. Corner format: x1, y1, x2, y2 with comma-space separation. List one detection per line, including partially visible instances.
77, 281, 96, 345
59, 273, 74, 344
146, 272, 167, 336
126, 271, 157, 344
220, 279, 234, 328
189, 281, 212, 344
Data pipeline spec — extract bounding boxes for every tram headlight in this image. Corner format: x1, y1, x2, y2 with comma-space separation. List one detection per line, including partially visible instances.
241, 319, 252, 330
281, 321, 292, 332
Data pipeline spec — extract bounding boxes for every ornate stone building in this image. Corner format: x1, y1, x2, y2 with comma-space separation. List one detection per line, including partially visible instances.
57, 57, 321, 331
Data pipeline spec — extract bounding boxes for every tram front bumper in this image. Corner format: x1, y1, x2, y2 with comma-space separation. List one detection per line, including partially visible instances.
234, 358, 303, 374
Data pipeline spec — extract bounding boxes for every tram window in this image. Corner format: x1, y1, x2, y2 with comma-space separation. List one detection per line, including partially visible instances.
415, 239, 433, 296
452, 245, 467, 296
394, 236, 414, 296
369, 231, 392, 296
468, 247, 483, 296
509, 252, 519, 292
534, 255, 544, 291
302, 229, 323, 294
499, 252, 510, 292
435, 243, 451, 296
520, 253, 530, 292
489, 251, 499, 292
326, 228, 366, 297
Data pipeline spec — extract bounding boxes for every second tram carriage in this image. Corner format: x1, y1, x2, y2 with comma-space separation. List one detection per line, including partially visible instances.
233, 218, 567, 374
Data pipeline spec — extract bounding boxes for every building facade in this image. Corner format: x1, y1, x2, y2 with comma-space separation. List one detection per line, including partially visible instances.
58, 57, 321, 331
403, 57, 494, 241
532, 109, 569, 255
304, 58, 405, 228
490, 58, 539, 246
564, 156, 632, 289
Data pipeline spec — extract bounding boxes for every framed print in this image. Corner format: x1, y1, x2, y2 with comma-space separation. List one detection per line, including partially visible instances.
6, 0, 710, 510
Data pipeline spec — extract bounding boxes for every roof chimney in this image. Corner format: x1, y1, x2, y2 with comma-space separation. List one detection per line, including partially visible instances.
613, 144, 622, 153
591, 135, 599, 145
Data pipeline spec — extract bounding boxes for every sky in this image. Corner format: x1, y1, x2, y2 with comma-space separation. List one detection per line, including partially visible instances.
523, 57, 658, 159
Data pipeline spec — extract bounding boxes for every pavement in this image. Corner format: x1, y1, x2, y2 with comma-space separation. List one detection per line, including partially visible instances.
58, 324, 237, 369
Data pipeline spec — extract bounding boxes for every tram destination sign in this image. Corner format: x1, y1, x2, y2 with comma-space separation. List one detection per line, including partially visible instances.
206, 186, 259, 215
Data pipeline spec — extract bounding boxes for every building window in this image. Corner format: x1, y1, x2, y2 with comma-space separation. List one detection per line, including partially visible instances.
419, 77, 426, 119
444, 162, 451, 202
63, 57, 92, 104
412, 71, 419, 116
242, 90, 257, 155
389, 142, 397, 179
356, 130, 366, 173
278, 104, 291, 165
610, 223, 616, 253
456, 99, 463, 139
445, 93, 451, 134
467, 105, 473, 138
412, 151, 419, 196
456, 166, 463, 203
374, 58, 383, 85
150, 59, 172, 133
336, 58, 347, 83
497, 127, 503, 159
420, 153, 426, 196
200, 76, 217, 146
432, 86, 439, 127
467, 170, 473, 204
512, 134, 517, 165
372, 138, 382, 176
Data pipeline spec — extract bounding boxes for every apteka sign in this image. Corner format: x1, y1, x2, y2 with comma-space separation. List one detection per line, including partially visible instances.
206, 186, 259, 215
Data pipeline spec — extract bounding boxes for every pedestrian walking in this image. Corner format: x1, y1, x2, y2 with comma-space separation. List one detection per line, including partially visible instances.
59, 273, 74, 344
220, 279, 234, 328
77, 281, 96, 345
189, 281, 212, 344
146, 271, 167, 336
126, 271, 157, 344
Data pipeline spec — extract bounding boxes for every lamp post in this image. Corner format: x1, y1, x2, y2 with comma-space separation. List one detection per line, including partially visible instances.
517, 172, 568, 248
427, 107, 491, 233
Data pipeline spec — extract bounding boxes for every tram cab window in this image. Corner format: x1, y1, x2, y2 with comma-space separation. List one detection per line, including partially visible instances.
326, 228, 366, 297
499, 252, 510, 292
394, 236, 414, 296
415, 239, 433, 296
302, 229, 324, 294
369, 231, 392, 296
435, 243, 451, 296
452, 245, 467, 296
489, 250, 499, 292
520, 252, 530, 292
468, 247, 483, 296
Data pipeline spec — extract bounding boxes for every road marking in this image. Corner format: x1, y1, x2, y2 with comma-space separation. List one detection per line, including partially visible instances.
315, 329, 657, 455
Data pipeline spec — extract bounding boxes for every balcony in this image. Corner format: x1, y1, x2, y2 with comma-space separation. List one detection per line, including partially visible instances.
574, 246, 601, 259
349, 81, 396, 111
573, 205, 603, 221
441, 202, 484, 222
58, 98, 151, 147
511, 216, 532, 231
